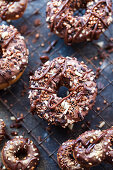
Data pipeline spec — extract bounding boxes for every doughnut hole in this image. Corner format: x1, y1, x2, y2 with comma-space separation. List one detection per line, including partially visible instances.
69, 151, 75, 160
15, 148, 28, 160
57, 77, 70, 98
73, 8, 86, 17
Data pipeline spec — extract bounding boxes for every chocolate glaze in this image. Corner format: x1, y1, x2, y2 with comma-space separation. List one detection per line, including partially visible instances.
46, 0, 112, 44
31, 61, 54, 81
2, 31, 18, 48
2, 136, 40, 170
29, 87, 55, 93
85, 132, 106, 154
0, 0, 28, 21
48, 84, 85, 110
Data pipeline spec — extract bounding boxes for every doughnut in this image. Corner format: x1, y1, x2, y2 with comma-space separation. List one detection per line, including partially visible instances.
0, 24, 29, 90
57, 127, 113, 169
2, 136, 40, 170
29, 56, 97, 128
0, 0, 28, 21
57, 140, 86, 170
0, 119, 5, 143
46, 0, 112, 45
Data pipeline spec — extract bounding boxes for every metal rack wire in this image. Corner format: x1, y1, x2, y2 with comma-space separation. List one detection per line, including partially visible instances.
0, 0, 113, 169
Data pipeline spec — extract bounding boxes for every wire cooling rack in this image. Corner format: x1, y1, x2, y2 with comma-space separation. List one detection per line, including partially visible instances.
0, 0, 113, 169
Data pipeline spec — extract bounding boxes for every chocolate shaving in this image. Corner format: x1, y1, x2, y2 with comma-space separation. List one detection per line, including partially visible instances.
43, 40, 57, 53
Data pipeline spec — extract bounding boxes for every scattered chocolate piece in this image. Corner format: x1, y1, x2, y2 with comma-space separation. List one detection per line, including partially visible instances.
105, 43, 113, 52
32, 9, 39, 15
20, 25, 28, 34
11, 131, 18, 136
97, 82, 104, 90
96, 68, 101, 79
40, 55, 49, 64
10, 123, 22, 128
29, 71, 34, 76
34, 19, 40, 26
16, 117, 24, 123
99, 50, 109, 59
43, 40, 57, 53
38, 136, 42, 142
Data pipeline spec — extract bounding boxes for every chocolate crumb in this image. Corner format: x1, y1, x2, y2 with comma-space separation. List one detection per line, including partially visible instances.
40, 55, 49, 64
97, 82, 104, 90
96, 68, 101, 79
34, 19, 40, 27
16, 117, 24, 123
11, 131, 18, 136
38, 136, 42, 142
33, 9, 39, 15
20, 25, 28, 34
10, 123, 22, 128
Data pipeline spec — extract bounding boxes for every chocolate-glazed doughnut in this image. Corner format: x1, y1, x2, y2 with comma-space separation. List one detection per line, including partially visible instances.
29, 56, 97, 128
2, 136, 40, 170
46, 0, 112, 45
0, 119, 5, 142
0, 24, 29, 90
0, 0, 28, 20
57, 127, 113, 169
57, 140, 86, 170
